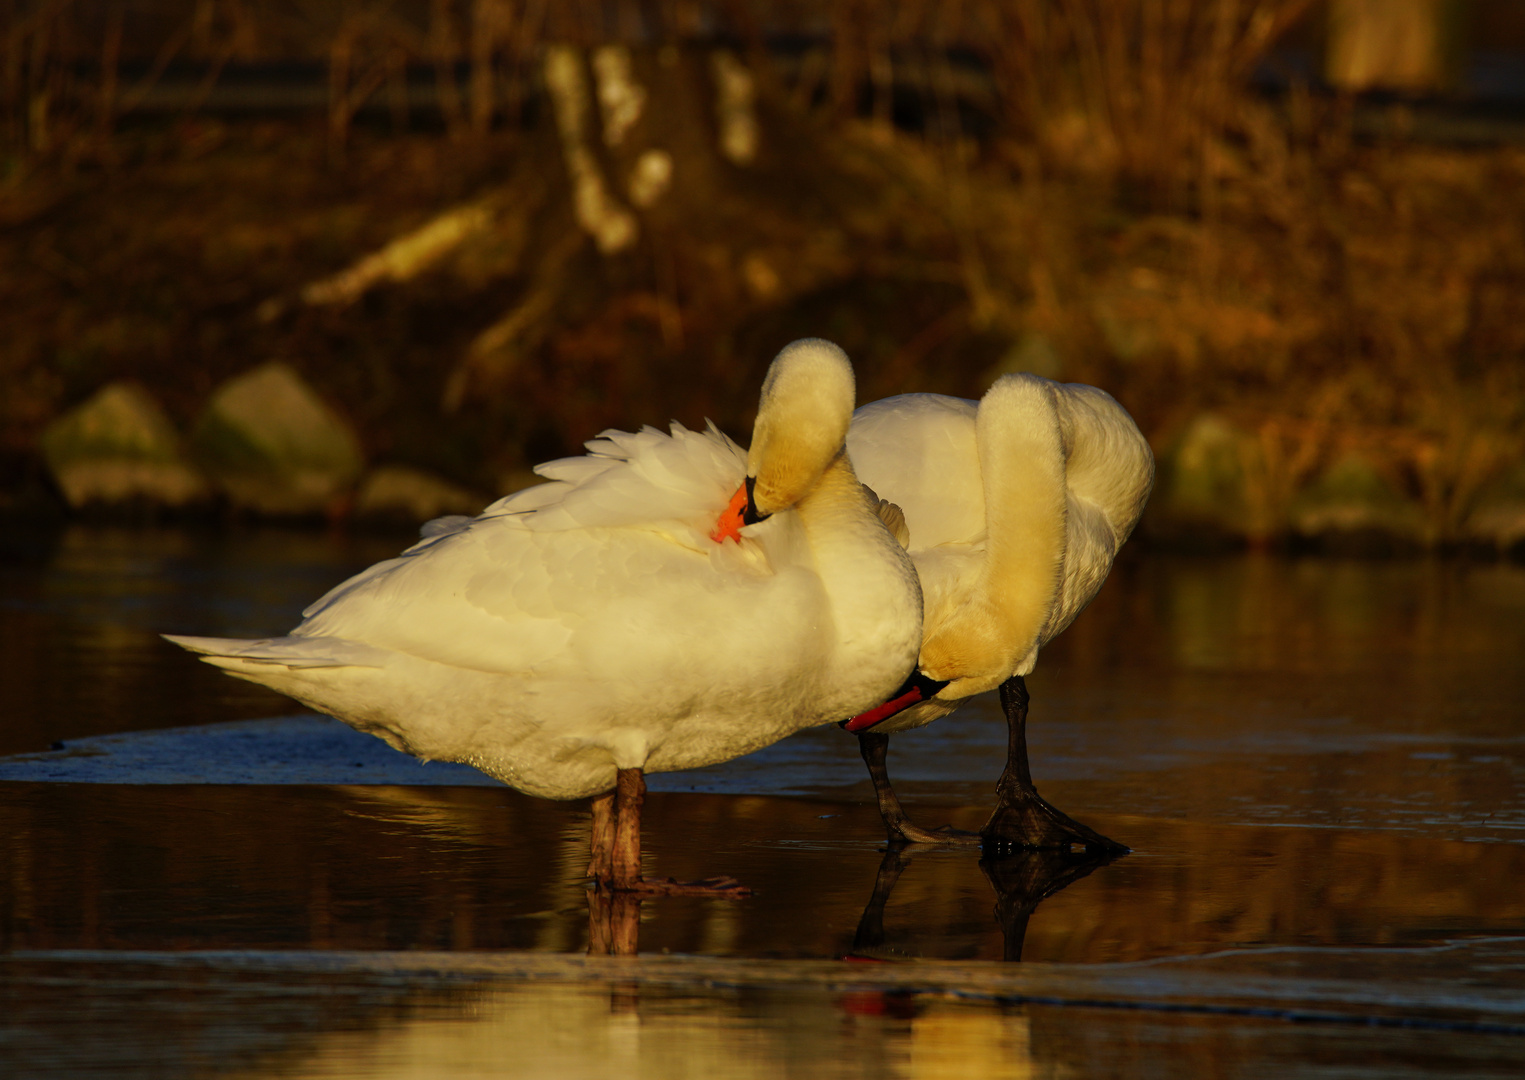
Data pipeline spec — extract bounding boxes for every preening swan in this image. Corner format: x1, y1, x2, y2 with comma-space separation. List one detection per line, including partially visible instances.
166, 339, 922, 894
843, 373, 1152, 853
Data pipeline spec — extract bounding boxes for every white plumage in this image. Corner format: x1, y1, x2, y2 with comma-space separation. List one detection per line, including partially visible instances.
843, 372, 1153, 850
167, 339, 923, 891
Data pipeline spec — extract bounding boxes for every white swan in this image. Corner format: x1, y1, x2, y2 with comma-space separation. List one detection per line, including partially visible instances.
842, 372, 1153, 852
166, 339, 922, 893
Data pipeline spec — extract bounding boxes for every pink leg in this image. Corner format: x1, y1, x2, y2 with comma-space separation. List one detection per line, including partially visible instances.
613, 768, 645, 890
588, 788, 616, 886
592, 767, 750, 897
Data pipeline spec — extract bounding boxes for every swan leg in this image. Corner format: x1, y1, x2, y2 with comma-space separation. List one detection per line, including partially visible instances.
980, 676, 1129, 855
588, 789, 617, 886
857, 732, 980, 846
612, 768, 646, 889
601, 767, 752, 897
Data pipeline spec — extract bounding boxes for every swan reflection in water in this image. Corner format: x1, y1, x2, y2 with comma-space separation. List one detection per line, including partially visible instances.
586, 844, 1119, 959
847, 847, 1119, 964
587, 887, 644, 957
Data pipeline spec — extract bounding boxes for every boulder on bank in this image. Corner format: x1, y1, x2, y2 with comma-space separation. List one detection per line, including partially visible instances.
39, 382, 208, 509
1288, 452, 1425, 548
1147, 413, 1258, 542
191, 362, 364, 516
1464, 463, 1525, 554
354, 465, 487, 524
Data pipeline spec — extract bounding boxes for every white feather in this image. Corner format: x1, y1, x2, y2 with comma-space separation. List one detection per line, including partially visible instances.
845, 372, 1153, 731
166, 342, 923, 802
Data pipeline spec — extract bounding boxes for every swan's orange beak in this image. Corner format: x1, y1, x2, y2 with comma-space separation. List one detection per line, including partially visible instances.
710, 484, 750, 544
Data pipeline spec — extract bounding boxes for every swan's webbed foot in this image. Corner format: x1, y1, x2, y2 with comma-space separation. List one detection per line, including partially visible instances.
978, 676, 1128, 856
979, 786, 1128, 855
889, 820, 982, 847
586, 871, 747, 957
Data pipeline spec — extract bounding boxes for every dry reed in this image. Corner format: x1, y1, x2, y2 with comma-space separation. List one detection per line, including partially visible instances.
1, 1, 1520, 543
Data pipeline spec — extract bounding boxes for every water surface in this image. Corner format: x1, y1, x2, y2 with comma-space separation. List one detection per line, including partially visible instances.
2, 524, 1523, 1076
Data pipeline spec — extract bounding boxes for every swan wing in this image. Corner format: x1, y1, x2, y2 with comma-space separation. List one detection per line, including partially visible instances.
1051, 382, 1155, 548
299, 419, 749, 629
295, 511, 761, 676
162, 633, 391, 669
1042, 381, 1155, 643
481, 421, 746, 540
849, 379, 1153, 684
848, 394, 983, 550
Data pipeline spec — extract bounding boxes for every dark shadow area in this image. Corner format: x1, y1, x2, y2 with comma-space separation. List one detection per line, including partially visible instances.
847, 846, 1120, 964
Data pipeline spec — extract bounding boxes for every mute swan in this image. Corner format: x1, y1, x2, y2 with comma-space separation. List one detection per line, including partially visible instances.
841, 373, 1152, 853
166, 339, 922, 894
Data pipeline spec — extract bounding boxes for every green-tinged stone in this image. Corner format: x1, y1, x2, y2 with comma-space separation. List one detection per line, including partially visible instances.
191, 362, 363, 515
1464, 461, 1525, 551
1148, 413, 1256, 538
1289, 453, 1425, 541
39, 382, 208, 508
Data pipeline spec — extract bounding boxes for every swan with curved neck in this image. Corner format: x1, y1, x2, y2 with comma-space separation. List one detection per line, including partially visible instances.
843, 373, 1153, 853
167, 338, 922, 894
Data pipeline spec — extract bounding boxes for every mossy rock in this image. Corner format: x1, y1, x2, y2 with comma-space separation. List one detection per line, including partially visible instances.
1463, 462, 1525, 553
191, 362, 364, 516
39, 382, 208, 509
1288, 453, 1425, 545
1147, 413, 1257, 540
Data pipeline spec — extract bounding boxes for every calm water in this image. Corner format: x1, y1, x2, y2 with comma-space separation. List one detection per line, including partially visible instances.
2, 524, 1524, 1077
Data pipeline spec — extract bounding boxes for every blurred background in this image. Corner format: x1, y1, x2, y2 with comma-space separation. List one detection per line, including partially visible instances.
2, 0, 1523, 552
5, 12, 1525, 1047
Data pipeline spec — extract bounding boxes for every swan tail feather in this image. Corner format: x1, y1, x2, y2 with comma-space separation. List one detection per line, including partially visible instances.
162, 634, 388, 670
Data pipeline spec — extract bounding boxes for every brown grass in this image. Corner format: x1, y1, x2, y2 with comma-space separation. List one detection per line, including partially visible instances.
2, 2, 1522, 541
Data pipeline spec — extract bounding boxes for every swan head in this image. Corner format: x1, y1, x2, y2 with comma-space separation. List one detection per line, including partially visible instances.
840, 603, 1009, 732
843, 597, 1024, 730
916, 602, 1015, 700
746, 338, 856, 517
710, 338, 857, 543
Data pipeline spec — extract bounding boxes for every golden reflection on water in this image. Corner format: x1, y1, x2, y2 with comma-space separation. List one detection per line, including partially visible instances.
4, 533, 1525, 1077
224, 982, 1038, 1080
9, 948, 1520, 1080
4, 780, 1524, 961
3, 531, 1524, 957
0, 525, 409, 754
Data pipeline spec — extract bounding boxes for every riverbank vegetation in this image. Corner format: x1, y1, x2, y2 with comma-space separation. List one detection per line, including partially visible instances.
3, 1, 1522, 552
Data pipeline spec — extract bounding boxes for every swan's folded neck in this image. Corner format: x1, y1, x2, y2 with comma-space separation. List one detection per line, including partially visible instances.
921, 378, 1067, 691
978, 387, 1067, 671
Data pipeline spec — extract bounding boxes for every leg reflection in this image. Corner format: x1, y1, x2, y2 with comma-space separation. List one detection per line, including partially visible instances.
980, 848, 1119, 961
845, 845, 1121, 962
845, 847, 912, 961
587, 888, 642, 956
